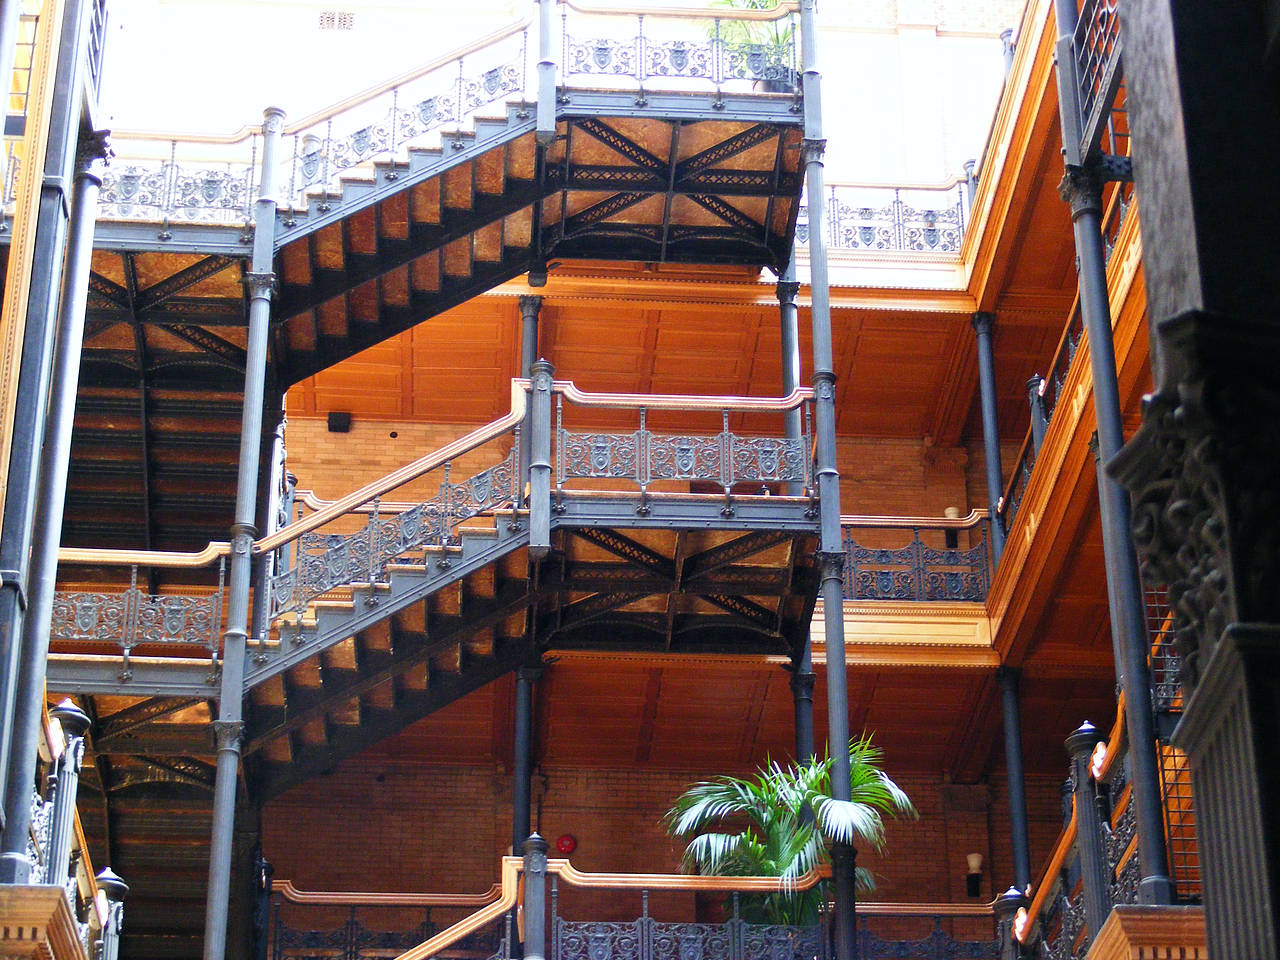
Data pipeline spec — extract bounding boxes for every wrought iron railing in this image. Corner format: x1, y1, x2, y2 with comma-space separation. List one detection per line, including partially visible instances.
1072, 0, 1122, 162
1015, 690, 1202, 957
996, 178, 1130, 538
87, 1, 801, 226
552, 382, 815, 510
371, 852, 998, 960
51, 556, 226, 679
262, 874, 507, 960
86, 0, 108, 98
797, 181, 970, 255
840, 511, 991, 602
27, 700, 126, 960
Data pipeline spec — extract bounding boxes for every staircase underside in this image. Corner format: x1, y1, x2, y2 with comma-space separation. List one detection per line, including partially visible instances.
42, 95, 804, 556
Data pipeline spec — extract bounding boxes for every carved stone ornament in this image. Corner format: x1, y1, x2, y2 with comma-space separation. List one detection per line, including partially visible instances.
1109, 310, 1280, 693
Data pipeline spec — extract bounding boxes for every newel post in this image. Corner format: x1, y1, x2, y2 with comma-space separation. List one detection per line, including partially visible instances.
45, 699, 90, 888
994, 885, 1027, 960
1066, 722, 1112, 940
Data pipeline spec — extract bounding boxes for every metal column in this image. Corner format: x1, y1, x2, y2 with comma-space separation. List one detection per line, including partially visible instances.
0, 0, 91, 845
971, 312, 1006, 563
1051, 0, 1173, 906
203, 107, 284, 960
777, 262, 802, 498
798, 2, 855, 957
0, 124, 107, 879
512, 662, 541, 856
996, 667, 1031, 892
518, 295, 541, 502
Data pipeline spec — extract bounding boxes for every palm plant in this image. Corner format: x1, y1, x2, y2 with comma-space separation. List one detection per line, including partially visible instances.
663, 735, 915, 926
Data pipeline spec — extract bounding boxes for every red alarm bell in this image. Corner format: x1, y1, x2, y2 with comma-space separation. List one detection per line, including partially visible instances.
556, 834, 577, 855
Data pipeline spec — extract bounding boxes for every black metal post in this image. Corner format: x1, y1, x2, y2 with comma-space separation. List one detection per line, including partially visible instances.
528, 360, 553, 559
0, 0, 93, 846
790, 665, 815, 762
1026, 376, 1048, 454
777, 262, 802, 498
204, 106, 284, 960
964, 160, 978, 208
96, 867, 129, 960
1051, 0, 1173, 907
971, 312, 1006, 563
1065, 723, 1112, 940
518, 296, 541, 505
513, 662, 542, 856
0, 131, 107, 882
45, 699, 90, 888
798, 2, 855, 957
996, 668, 1032, 893
251, 855, 273, 960
994, 886, 1027, 960
535, 0, 555, 145
1000, 28, 1015, 77
522, 834, 549, 960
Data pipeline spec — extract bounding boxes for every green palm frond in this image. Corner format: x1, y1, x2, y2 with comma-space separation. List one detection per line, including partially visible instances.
664, 736, 913, 925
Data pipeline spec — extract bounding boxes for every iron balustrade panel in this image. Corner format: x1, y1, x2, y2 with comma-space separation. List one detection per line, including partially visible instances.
87, 0, 109, 98
998, 446, 1036, 535
269, 898, 505, 960
50, 561, 226, 673
1073, 0, 1122, 162
555, 399, 812, 499
268, 445, 519, 619
561, 7, 798, 90
855, 918, 998, 959
842, 524, 990, 602
796, 183, 968, 255
1039, 885, 1087, 960
554, 916, 821, 960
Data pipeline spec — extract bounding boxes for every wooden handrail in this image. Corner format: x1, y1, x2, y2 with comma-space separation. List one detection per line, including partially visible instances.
273, 879, 502, 908
58, 542, 229, 568
549, 860, 830, 891
1017, 797, 1078, 943
841, 508, 988, 529
1095, 691, 1128, 783
254, 380, 528, 555
394, 858, 521, 960
556, 382, 813, 412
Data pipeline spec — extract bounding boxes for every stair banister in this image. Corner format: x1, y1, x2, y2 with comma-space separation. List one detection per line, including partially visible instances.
253, 378, 530, 556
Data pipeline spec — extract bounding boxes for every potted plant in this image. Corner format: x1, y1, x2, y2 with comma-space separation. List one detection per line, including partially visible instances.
664, 735, 915, 926
710, 0, 798, 93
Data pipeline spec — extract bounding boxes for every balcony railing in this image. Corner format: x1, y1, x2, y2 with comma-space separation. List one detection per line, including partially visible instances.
272, 854, 1003, 960
996, 177, 1130, 539
1013, 673, 1200, 956
1072, 0, 1122, 162
797, 181, 970, 255
841, 511, 991, 602
24, 700, 127, 960
81, 1, 801, 227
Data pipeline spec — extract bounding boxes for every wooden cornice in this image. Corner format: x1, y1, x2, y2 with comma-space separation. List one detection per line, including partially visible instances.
1086, 906, 1207, 960
813, 600, 997, 669
0, 886, 89, 960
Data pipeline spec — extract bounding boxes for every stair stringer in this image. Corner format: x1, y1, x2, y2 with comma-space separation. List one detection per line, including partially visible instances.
273, 103, 536, 248
244, 517, 529, 692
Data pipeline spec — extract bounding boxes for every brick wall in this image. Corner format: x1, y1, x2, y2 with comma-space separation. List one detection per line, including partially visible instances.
262, 754, 1067, 933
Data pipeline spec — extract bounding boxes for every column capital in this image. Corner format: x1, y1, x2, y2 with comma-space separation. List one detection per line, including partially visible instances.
516, 661, 544, 684
75, 129, 112, 180
971, 311, 996, 336
518, 295, 543, 318
1058, 163, 1104, 221
211, 720, 245, 753
775, 279, 800, 304
799, 138, 827, 164
789, 670, 816, 702
243, 272, 277, 299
